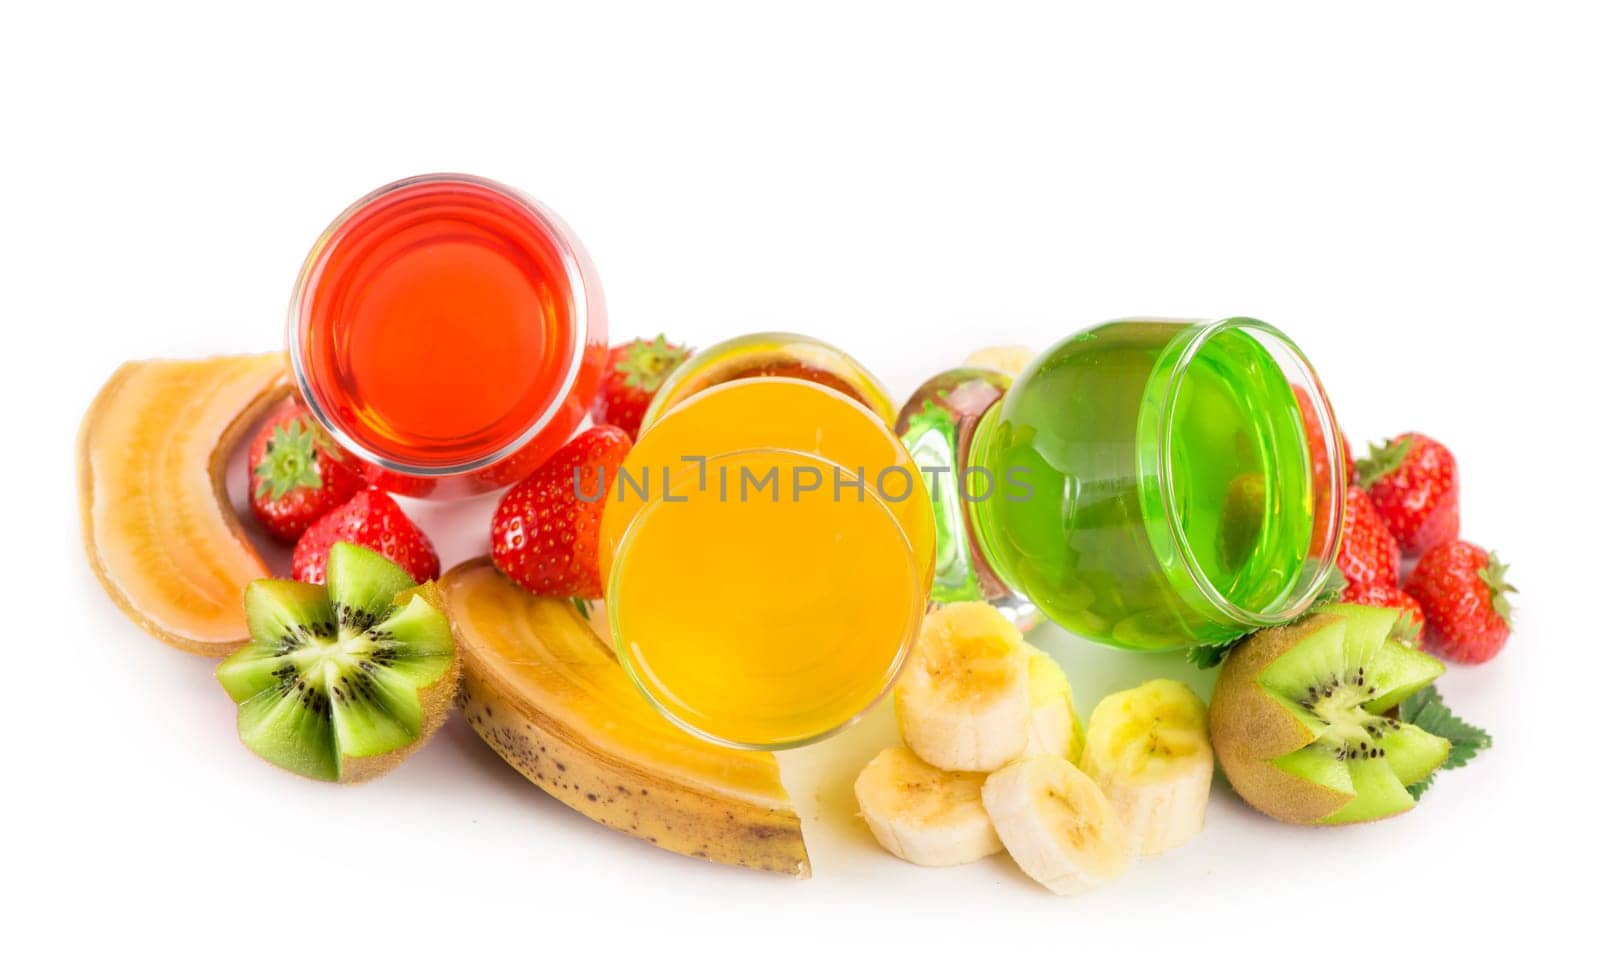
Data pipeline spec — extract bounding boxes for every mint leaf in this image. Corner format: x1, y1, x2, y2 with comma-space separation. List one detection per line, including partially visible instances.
1187, 637, 1243, 670
1397, 684, 1492, 799
571, 597, 592, 619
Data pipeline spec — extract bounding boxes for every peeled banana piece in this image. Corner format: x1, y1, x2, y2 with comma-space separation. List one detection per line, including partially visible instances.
1080, 679, 1213, 856
854, 746, 1003, 867
1023, 643, 1085, 763
962, 345, 1034, 377
982, 754, 1130, 895
896, 603, 1032, 772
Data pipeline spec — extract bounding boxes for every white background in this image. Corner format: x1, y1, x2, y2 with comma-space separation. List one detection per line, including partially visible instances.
4, 1, 1591, 953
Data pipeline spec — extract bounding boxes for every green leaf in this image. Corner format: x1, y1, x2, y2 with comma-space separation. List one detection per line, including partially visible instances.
1397, 684, 1492, 799
253, 419, 325, 500
1355, 436, 1412, 489
1187, 637, 1244, 670
1477, 552, 1518, 626
616, 335, 690, 392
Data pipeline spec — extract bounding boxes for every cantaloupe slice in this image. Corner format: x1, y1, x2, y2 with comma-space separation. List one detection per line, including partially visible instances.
440, 559, 811, 876
79, 353, 292, 655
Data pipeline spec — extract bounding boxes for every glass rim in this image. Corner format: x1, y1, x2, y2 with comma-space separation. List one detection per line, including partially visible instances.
605, 446, 927, 751
638, 330, 898, 431
286, 172, 595, 478
1153, 317, 1346, 629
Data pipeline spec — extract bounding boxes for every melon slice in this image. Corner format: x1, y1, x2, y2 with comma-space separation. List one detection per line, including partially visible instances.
79, 353, 292, 655
440, 559, 811, 876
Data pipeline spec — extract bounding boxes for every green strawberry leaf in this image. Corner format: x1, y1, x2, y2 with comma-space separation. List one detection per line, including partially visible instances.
1477, 552, 1517, 626
254, 419, 324, 500
616, 335, 690, 392
1355, 436, 1412, 489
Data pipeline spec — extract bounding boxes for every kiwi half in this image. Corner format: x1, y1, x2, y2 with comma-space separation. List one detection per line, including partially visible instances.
1210, 603, 1449, 825
216, 542, 458, 783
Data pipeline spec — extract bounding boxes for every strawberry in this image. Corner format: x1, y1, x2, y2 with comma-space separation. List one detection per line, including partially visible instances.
1344, 581, 1426, 646
1335, 486, 1400, 594
247, 405, 364, 541
1356, 433, 1459, 555
491, 426, 633, 598
292, 490, 439, 586
1292, 385, 1355, 487
1404, 541, 1515, 664
591, 335, 691, 439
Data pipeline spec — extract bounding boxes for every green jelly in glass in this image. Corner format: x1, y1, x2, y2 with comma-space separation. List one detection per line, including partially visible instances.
924, 318, 1345, 652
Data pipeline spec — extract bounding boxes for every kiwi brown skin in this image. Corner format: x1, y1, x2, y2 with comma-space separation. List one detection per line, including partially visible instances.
1210, 613, 1362, 826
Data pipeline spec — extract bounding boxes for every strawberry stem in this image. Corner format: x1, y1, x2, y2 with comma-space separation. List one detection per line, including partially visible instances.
617, 335, 690, 392
1478, 551, 1517, 626
1355, 436, 1412, 489
254, 419, 325, 500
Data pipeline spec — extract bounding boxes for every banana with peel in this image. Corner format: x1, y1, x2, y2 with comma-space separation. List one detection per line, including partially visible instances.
1080, 679, 1213, 857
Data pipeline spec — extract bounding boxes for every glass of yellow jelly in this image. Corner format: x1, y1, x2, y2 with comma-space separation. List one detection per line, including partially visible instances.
600, 375, 936, 749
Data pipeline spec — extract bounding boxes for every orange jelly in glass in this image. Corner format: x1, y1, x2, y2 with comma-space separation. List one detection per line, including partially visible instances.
289, 174, 607, 497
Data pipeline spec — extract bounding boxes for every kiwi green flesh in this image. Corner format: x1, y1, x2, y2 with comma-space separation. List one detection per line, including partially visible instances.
1273, 746, 1354, 797
1324, 603, 1397, 672
328, 541, 417, 626
1366, 643, 1446, 713
1381, 723, 1452, 786
217, 545, 453, 782
1254, 607, 1449, 822
1319, 757, 1415, 824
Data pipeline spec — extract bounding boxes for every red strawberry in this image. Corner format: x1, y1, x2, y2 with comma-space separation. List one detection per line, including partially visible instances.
591, 335, 691, 439
491, 426, 633, 598
1336, 486, 1400, 594
292, 490, 439, 586
1356, 433, 1459, 556
1292, 385, 1355, 487
1404, 541, 1515, 664
247, 405, 364, 541
1344, 581, 1426, 646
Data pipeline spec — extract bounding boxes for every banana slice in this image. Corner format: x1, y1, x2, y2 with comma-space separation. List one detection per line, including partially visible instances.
963, 345, 1034, 377
982, 754, 1130, 895
1024, 644, 1085, 763
895, 602, 1031, 772
854, 746, 1003, 867
1080, 679, 1213, 856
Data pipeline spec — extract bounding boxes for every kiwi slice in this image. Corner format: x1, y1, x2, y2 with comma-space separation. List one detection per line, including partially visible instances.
216, 542, 458, 783
1210, 603, 1449, 825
